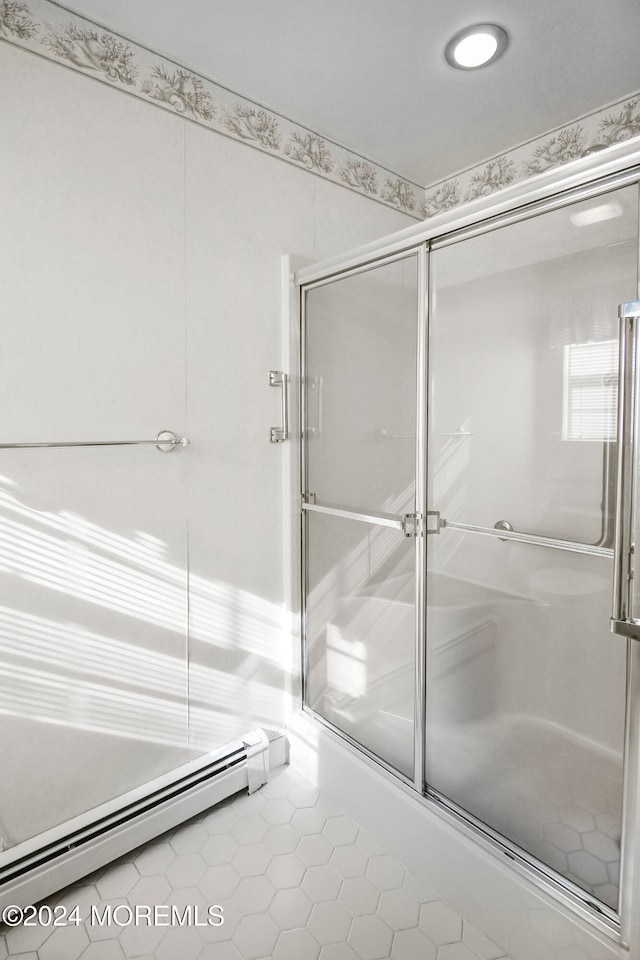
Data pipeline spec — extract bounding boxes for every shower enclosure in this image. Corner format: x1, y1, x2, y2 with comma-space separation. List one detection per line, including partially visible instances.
299, 163, 640, 943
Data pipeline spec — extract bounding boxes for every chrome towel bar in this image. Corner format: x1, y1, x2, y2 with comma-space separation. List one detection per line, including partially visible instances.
0, 430, 189, 452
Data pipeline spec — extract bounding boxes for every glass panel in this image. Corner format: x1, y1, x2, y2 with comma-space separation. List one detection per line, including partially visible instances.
430, 186, 638, 544
305, 256, 418, 515
306, 511, 416, 779
0, 445, 190, 850
426, 539, 625, 908
426, 185, 638, 911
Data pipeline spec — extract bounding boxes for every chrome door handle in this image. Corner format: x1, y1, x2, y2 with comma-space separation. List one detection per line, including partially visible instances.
612, 301, 640, 640
269, 370, 289, 443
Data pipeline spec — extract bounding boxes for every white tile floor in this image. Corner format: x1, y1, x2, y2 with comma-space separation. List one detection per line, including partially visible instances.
0, 765, 511, 960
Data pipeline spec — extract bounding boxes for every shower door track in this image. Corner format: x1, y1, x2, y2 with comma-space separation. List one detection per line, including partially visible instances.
423, 787, 620, 936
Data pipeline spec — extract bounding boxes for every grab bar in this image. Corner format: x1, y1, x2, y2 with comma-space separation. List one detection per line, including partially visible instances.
594, 441, 617, 548
0, 430, 189, 453
440, 518, 613, 558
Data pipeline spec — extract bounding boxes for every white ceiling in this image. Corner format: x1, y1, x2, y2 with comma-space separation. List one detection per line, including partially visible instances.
64, 0, 640, 186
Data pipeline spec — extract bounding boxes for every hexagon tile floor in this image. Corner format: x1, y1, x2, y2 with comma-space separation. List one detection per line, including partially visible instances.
0, 765, 511, 960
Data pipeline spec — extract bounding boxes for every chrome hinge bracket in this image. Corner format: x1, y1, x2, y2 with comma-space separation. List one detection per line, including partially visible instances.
425, 510, 441, 534
402, 513, 424, 538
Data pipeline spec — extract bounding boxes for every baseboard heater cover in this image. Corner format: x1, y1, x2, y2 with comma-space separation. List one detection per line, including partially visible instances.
0, 728, 284, 911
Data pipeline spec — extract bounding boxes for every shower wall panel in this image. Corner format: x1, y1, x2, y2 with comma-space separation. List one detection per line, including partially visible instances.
1, 41, 412, 855
1, 52, 190, 848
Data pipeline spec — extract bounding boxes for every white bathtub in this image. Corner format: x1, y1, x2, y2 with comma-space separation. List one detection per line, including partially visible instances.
308, 570, 623, 909
308, 572, 505, 778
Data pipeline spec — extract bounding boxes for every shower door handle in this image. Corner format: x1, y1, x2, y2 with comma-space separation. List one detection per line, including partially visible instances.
612, 301, 640, 640
269, 370, 289, 443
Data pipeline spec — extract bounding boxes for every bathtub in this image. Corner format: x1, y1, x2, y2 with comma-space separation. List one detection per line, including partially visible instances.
307, 570, 623, 909
307, 571, 506, 779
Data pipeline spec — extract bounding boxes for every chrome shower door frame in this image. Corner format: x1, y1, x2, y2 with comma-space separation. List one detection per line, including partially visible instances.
610, 301, 640, 945
299, 244, 429, 793
295, 142, 640, 951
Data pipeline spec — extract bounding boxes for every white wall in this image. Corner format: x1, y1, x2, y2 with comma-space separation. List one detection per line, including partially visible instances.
0, 40, 412, 843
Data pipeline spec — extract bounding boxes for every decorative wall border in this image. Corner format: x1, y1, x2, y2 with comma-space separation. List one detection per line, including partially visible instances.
0, 0, 424, 218
2, 0, 640, 224
422, 92, 640, 219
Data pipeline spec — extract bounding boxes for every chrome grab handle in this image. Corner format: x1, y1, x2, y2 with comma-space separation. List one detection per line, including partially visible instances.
269, 370, 289, 443
612, 301, 640, 640
0, 430, 189, 453
440, 518, 613, 558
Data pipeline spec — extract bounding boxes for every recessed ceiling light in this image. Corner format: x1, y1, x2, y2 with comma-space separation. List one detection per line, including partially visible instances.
445, 24, 508, 70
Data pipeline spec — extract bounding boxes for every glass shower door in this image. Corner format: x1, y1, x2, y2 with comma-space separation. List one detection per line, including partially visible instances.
302, 251, 424, 782
426, 185, 639, 912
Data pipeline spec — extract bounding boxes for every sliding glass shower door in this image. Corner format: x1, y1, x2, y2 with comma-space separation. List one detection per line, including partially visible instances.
426, 184, 639, 912
301, 179, 640, 920
302, 250, 425, 782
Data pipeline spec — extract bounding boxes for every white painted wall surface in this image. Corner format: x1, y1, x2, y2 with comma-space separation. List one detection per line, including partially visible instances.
0, 40, 411, 846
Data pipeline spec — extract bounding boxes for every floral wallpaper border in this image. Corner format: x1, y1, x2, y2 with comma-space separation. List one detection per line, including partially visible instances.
422, 93, 640, 219
2, 0, 640, 223
0, 0, 424, 218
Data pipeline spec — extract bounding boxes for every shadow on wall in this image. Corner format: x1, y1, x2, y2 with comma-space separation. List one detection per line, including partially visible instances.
0, 469, 286, 773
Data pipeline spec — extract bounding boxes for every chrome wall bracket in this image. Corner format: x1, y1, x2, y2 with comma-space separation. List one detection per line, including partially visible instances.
154, 430, 188, 453
269, 370, 290, 443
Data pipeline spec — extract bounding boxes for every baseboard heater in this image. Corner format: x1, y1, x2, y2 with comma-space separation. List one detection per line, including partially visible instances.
0, 728, 286, 911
